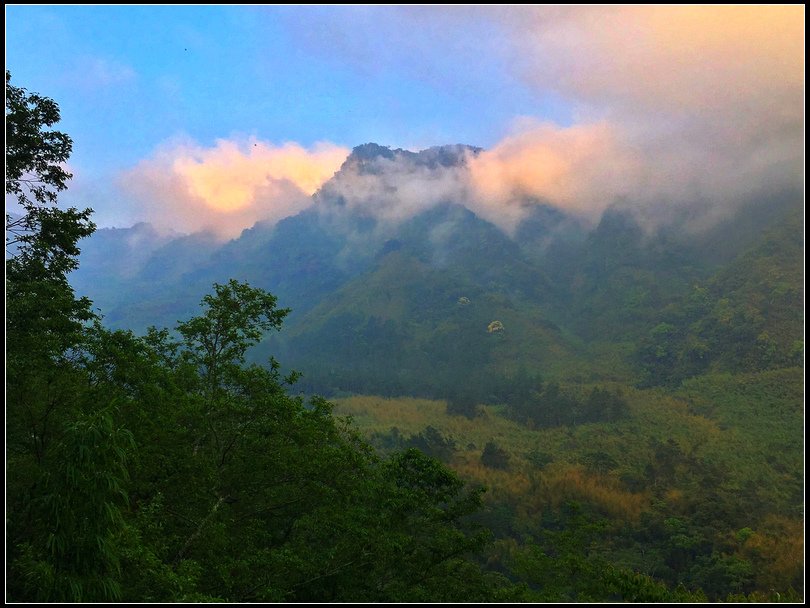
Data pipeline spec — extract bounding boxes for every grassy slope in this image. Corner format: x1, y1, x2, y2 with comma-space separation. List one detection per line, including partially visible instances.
332, 365, 804, 595
333, 387, 715, 514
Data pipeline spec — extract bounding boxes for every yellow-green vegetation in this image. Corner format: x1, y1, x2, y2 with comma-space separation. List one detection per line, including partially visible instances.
672, 368, 804, 514
334, 369, 804, 600
335, 386, 718, 485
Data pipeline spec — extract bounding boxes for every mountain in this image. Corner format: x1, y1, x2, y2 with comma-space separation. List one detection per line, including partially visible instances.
636, 206, 804, 386
69, 143, 804, 398
271, 202, 580, 397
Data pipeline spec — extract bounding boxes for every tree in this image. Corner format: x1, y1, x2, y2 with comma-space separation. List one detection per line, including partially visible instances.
12, 406, 134, 602
405, 425, 457, 461
6, 70, 95, 274
445, 388, 479, 419
176, 279, 291, 404
481, 441, 510, 470
110, 283, 501, 602
6, 73, 131, 602
5, 72, 98, 454
6, 71, 96, 370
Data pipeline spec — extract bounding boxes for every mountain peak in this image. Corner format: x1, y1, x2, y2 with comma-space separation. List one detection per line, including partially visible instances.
348, 142, 399, 162
341, 142, 482, 176
417, 144, 483, 168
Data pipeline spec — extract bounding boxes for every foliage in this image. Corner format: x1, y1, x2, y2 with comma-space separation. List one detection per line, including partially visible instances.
333, 370, 804, 601
636, 210, 803, 387
111, 284, 500, 602
9, 272, 506, 601
445, 386, 480, 419
6, 72, 114, 601
499, 374, 629, 429
12, 407, 134, 602
6, 71, 95, 276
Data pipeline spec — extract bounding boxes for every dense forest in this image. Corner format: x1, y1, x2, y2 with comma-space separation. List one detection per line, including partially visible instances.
6, 74, 804, 602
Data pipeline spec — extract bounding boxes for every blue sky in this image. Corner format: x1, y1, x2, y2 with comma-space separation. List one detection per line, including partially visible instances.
6, 6, 566, 165
6, 6, 803, 234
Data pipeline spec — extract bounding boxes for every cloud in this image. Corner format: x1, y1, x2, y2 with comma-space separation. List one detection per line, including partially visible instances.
464, 120, 637, 229
317, 153, 470, 225
117, 7, 803, 237
503, 6, 803, 117
482, 6, 804, 221
119, 137, 348, 239
287, 6, 803, 228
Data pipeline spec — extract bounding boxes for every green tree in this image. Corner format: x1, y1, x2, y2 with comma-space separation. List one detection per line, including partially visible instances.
6, 73, 131, 602
405, 425, 457, 461
4, 72, 516, 603
6, 70, 95, 276
5, 71, 96, 418
12, 406, 134, 602
481, 441, 510, 470
109, 282, 500, 602
176, 279, 291, 400
446, 389, 480, 419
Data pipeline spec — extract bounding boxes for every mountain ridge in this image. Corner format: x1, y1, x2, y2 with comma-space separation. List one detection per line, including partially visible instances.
68, 141, 803, 397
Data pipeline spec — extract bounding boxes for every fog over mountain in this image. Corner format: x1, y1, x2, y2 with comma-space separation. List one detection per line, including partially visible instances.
70, 139, 802, 397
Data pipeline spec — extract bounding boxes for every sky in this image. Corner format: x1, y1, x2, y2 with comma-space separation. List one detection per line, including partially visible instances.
6, 6, 805, 236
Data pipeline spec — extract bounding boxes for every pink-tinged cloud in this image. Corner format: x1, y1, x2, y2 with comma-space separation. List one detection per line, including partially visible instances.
294, 6, 802, 226
504, 6, 803, 118
119, 138, 348, 239
462, 6, 804, 226
118, 6, 803, 236
465, 120, 637, 228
